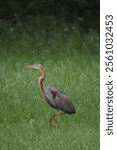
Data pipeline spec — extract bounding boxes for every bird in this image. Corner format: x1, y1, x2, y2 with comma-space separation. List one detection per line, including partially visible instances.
24, 64, 76, 128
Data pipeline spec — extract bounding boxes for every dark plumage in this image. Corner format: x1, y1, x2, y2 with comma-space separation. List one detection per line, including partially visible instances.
45, 87, 76, 114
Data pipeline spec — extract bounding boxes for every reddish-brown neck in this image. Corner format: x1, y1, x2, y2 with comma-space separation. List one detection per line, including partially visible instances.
38, 67, 46, 97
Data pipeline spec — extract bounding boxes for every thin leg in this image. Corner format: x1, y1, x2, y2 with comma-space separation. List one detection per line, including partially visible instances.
49, 112, 65, 127
58, 111, 65, 128
49, 114, 57, 127
58, 111, 60, 128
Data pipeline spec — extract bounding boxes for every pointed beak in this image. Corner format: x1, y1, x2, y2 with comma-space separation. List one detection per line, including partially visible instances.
24, 65, 34, 69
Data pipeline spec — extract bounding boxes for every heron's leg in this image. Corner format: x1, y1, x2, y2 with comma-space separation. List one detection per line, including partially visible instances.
58, 111, 61, 128
58, 111, 65, 128
49, 114, 57, 127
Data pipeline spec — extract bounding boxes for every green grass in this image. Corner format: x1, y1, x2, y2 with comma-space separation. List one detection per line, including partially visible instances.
0, 16, 99, 150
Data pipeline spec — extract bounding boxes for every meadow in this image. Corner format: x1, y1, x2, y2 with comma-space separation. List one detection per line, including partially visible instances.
0, 16, 99, 150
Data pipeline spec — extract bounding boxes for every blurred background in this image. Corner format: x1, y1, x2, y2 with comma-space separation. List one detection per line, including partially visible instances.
0, 1, 100, 150
0, 0, 99, 27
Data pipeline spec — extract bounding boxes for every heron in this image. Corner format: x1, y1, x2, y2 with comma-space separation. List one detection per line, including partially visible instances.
24, 64, 76, 128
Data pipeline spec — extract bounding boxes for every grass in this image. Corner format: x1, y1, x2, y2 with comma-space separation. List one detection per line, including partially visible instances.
0, 16, 99, 150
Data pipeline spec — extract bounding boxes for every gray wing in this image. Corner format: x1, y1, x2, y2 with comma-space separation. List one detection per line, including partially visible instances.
44, 88, 57, 108
45, 87, 76, 114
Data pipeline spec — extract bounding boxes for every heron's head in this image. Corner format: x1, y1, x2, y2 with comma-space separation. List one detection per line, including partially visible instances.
24, 64, 43, 70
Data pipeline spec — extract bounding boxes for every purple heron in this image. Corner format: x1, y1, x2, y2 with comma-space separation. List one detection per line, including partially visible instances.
24, 64, 76, 127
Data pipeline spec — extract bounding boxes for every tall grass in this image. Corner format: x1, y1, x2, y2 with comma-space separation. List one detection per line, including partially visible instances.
0, 16, 99, 150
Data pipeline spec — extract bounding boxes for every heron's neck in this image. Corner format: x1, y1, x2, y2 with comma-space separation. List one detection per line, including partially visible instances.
38, 68, 46, 97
